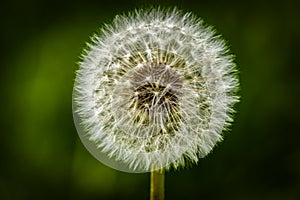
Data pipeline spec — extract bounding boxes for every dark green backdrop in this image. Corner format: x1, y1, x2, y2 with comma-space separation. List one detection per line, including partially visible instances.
1, 0, 300, 199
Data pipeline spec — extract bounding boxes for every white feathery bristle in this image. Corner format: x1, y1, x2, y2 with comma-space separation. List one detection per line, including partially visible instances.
73, 7, 239, 173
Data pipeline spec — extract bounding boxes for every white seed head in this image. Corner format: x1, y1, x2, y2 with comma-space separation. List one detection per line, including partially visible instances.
73, 8, 239, 173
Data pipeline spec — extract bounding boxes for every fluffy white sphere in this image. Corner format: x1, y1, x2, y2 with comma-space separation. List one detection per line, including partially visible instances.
73, 8, 239, 173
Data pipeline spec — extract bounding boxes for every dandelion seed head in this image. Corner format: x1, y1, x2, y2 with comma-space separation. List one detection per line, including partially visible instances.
73, 7, 239, 173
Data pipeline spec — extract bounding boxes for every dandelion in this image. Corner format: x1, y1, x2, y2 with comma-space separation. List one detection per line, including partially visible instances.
72, 8, 239, 174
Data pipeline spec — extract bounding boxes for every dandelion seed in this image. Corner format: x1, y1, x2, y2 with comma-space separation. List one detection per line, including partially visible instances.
73, 8, 239, 173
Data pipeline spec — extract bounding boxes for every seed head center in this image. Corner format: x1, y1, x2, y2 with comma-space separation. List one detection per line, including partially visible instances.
128, 62, 182, 127
134, 83, 178, 112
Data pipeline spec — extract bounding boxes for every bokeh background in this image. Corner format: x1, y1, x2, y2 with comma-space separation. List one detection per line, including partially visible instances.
1, 0, 300, 199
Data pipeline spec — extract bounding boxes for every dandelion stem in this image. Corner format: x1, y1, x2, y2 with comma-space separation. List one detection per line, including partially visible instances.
150, 169, 165, 200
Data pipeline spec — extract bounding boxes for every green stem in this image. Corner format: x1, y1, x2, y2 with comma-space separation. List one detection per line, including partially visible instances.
150, 169, 165, 200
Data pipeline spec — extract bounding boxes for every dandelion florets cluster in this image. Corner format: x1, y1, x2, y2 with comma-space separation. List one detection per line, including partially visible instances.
73, 8, 239, 173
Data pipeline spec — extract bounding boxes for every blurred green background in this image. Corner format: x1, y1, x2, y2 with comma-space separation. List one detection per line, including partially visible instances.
1, 0, 300, 199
